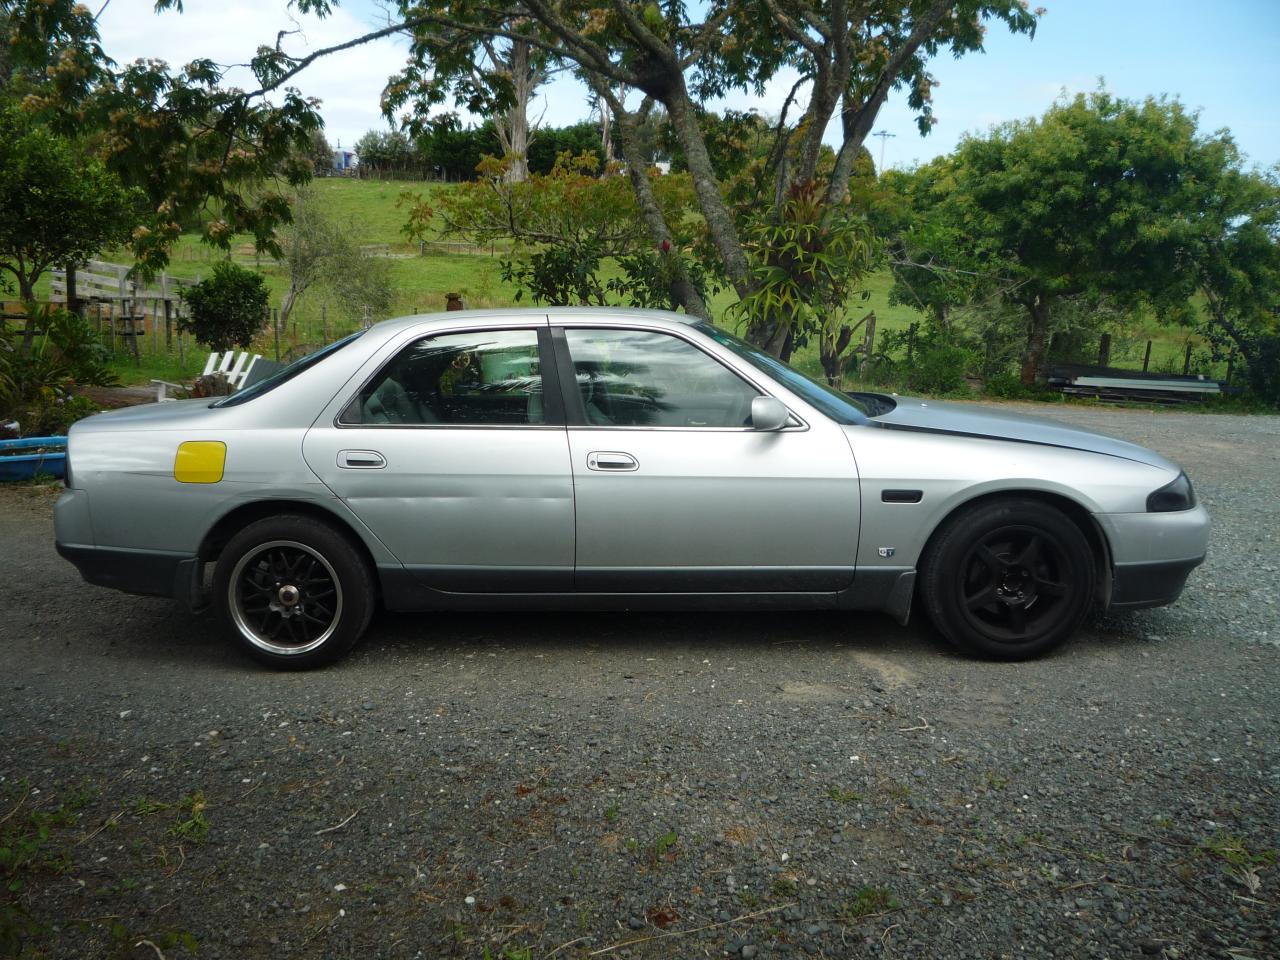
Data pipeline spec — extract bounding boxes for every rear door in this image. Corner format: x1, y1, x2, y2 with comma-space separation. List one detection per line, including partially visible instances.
304, 322, 575, 592
554, 323, 861, 593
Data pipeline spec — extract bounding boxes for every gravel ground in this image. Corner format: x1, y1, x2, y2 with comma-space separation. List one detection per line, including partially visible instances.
1, 403, 1277, 960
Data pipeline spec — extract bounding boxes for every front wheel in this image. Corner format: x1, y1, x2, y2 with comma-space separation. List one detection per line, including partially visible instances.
213, 514, 374, 669
919, 498, 1096, 660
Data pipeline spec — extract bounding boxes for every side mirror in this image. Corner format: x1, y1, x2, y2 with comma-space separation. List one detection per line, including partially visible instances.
751, 396, 789, 431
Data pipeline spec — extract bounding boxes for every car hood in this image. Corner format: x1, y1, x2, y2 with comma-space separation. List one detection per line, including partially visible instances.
866, 395, 1179, 471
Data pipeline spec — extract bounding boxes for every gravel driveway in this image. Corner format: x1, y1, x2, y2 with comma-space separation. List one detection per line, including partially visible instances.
1, 403, 1277, 960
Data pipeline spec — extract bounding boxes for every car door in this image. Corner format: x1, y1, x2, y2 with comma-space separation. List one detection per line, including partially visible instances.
553, 323, 861, 593
303, 323, 575, 592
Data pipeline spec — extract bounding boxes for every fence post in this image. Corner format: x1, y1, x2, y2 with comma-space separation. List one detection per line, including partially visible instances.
321, 303, 328, 341
272, 306, 280, 361
1098, 333, 1111, 368
1182, 342, 1193, 375
860, 313, 877, 379
162, 277, 173, 349
1142, 340, 1152, 373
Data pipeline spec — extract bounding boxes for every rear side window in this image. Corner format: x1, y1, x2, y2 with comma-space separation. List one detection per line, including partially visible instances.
563, 328, 760, 428
342, 329, 545, 426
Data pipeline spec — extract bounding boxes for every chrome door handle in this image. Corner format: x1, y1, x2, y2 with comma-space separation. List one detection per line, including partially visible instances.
586, 451, 638, 472
338, 449, 386, 469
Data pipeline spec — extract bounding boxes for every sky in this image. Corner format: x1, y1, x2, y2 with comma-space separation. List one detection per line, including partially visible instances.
96, 0, 1280, 172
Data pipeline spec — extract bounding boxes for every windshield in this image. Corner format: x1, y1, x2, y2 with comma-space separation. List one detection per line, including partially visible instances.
213, 332, 365, 407
694, 322, 870, 424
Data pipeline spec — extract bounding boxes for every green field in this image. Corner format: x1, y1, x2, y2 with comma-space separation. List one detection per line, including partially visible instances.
72, 177, 1208, 389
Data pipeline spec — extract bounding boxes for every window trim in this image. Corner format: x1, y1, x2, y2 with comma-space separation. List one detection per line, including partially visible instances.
333, 326, 563, 430
551, 323, 808, 433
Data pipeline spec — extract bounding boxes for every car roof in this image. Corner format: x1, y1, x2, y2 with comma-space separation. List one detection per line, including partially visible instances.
369, 307, 700, 338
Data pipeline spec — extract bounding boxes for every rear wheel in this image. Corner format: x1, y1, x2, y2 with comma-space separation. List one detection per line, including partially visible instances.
213, 514, 374, 669
919, 498, 1095, 660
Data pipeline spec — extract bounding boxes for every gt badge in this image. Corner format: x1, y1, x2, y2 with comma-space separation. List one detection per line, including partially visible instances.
877, 547, 896, 558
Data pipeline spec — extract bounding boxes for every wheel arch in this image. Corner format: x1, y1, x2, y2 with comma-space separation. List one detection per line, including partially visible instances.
918, 489, 1113, 609
197, 499, 384, 603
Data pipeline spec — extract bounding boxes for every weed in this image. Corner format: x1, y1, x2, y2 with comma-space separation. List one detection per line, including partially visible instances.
133, 798, 171, 816
1201, 833, 1278, 869
882, 781, 911, 801
772, 875, 798, 897
168, 792, 209, 843
653, 830, 678, 858
737, 889, 759, 909
839, 886, 898, 919
984, 772, 1009, 791
603, 801, 621, 822
483, 945, 532, 960
827, 786, 863, 804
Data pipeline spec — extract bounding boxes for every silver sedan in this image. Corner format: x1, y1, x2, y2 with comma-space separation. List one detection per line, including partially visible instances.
55, 309, 1209, 668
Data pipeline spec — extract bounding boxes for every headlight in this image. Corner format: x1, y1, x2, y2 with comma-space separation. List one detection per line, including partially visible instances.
1147, 472, 1195, 512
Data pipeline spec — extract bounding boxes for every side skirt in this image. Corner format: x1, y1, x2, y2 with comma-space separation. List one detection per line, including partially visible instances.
378, 565, 916, 620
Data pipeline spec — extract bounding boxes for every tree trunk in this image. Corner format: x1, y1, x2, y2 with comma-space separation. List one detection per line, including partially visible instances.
664, 85, 754, 302
65, 263, 79, 317
598, 92, 613, 163
278, 282, 301, 329
932, 302, 949, 334
493, 40, 535, 182
1021, 294, 1050, 385
612, 101, 709, 320
17, 270, 36, 354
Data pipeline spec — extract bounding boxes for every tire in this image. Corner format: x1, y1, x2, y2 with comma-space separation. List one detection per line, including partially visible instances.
213, 514, 375, 670
919, 498, 1096, 660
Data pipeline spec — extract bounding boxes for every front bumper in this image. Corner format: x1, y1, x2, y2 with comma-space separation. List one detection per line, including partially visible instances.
1096, 503, 1209, 610
1110, 555, 1205, 610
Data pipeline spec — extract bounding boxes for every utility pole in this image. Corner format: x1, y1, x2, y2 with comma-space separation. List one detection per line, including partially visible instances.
872, 130, 896, 175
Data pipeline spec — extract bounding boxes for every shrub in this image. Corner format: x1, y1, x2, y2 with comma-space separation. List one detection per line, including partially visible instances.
23, 395, 102, 436
906, 343, 971, 395
180, 261, 269, 351
0, 305, 114, 434
982, 370, 1031, 399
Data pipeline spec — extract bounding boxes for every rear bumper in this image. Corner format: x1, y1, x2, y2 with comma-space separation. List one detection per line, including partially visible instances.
1109, 555, 1205, 610
56, 541, 195, 601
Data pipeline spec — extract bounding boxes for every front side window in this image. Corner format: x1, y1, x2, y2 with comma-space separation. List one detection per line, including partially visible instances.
563, 328, 760, 428
342, 329, 545, 426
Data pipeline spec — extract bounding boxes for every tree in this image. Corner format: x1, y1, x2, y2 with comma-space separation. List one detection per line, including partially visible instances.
439, 151, 705, 310
488, 38, 549, 181
729, 180, 878, 362
353, 128, 420, 177
1193, 164, 1280, 403
940, 91, 1240, 384
378, 1, 1040, 339
278, 187, 342, 327
306, 128, 333, 176
0, 107, 136, 305
4, 0, 321, 272
181, 261, 269, 352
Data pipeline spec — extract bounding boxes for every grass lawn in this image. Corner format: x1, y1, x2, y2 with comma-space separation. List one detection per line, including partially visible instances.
47, 176, 1213, 389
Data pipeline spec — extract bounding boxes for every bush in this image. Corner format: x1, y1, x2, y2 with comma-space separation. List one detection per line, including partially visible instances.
982, 370, 1031, 399
906, 343, 971, 395
23, 394, 102, 435
180, 261, 269, 351
0, 305, 115, 434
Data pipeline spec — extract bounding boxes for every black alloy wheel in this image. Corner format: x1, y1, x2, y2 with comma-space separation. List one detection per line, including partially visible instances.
213, 514, 374, 669
920, 498, 1096, 660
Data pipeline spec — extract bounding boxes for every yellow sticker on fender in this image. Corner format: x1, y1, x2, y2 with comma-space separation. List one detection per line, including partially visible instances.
174, 441, 226, 484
